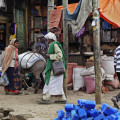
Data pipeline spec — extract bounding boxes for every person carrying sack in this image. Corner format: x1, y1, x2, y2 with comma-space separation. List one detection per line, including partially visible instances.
37, 32, 66, 104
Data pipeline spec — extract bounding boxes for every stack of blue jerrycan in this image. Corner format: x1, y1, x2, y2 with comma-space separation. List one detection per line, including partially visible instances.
53, 99, 120, 120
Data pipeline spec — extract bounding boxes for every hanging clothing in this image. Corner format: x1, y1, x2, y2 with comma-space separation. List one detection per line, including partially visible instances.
65, 0, 82, 21
49, 9, 63, 34
76, 26, 85, 37
67, 0, 92, 34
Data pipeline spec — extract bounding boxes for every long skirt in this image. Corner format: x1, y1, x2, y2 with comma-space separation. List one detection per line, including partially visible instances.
43, 75, 64, 95
5, 67, 20, 92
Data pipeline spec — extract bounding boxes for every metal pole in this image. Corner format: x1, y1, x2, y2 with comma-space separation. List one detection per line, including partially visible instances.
62, 0, 68, 97
47, 0, 54, 32
92, 0, 101, 104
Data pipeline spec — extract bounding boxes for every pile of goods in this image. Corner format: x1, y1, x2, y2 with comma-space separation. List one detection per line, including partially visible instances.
53, 99, 119, 120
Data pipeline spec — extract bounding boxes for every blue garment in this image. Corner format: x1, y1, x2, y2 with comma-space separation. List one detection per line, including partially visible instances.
103, 20, 111, 29
65, 0, 82, 21
5, 67, 20, 91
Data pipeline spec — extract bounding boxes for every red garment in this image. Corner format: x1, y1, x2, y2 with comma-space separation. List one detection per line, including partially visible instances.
49, 9, 63, 34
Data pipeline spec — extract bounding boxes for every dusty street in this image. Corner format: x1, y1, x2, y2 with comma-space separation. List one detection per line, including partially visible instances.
0, 86, 120, 120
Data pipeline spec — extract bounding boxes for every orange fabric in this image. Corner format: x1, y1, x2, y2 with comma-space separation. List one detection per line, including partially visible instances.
99, 0, 120, 27
57, 3, 78, 14
56, 0, 120, 27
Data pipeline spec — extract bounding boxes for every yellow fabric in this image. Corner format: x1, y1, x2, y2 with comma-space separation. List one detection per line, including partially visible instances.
57, 0, 120, 27
9, 24, 17, 40
1, 39, 16, 76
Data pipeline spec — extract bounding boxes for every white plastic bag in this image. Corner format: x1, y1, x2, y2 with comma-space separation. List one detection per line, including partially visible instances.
0, 73, 9, 86
18, 52, 46, 69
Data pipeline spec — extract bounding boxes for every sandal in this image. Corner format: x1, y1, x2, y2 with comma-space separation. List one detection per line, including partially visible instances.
37, 99, 51, 104
54, 100, 67, 104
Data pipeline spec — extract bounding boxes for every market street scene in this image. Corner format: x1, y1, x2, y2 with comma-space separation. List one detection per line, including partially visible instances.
0, 0, 120, 120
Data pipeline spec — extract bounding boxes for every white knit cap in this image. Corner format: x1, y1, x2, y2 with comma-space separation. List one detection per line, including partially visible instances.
44, 32, 57, 41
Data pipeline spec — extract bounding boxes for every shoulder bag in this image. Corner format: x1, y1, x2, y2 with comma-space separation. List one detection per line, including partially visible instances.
52, 61, 65, 76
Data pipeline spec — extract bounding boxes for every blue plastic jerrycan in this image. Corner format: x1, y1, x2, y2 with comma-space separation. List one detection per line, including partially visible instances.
71, 110, 79, 120
78, 108, 87, 119
73, 104, 80, 112
84, 100, 96, 109
94, 114, 105, 120
62, 117, 67, 120
90, 109, 99, 118
78, 99, 86, 107
58, 110, 64, 119
101, 103, 118, 116
65, 103, 74, 112
78, 99, 96, 109
53, 118, 59, 120
66, 112, 71, 118
115, 112, 120, 117
87, 117, 94, 120
108, 114, 118, 120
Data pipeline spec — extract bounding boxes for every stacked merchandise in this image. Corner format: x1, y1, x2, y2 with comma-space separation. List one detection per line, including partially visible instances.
53, 99, 120, 120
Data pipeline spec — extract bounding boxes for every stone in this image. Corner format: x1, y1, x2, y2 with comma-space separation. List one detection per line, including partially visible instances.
9, 112, 34, 120
0, 113, 4, 118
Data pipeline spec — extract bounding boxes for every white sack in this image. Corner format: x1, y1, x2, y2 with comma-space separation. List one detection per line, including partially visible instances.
80, 66, 95, 76
18, 52, 46, 69
73, 67, 85, 91
101, 56, 115, 75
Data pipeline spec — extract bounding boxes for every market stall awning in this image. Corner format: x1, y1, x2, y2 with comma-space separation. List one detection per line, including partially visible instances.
56, 0, 120, 27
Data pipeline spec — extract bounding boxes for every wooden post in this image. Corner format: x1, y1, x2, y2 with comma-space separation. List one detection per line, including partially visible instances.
25, 0, 28, 48
47, 0, 54, 32
62, 0, 68, 97
92, 0, 101, 104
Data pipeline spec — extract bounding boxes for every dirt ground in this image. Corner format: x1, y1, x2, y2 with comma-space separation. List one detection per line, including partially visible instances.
0, 86, 120, 120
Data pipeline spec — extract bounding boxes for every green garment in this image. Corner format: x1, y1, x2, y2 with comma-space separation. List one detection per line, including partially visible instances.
45, 41, 66, 85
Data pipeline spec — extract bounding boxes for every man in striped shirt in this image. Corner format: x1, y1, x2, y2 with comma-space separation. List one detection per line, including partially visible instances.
111, 45, 120, 109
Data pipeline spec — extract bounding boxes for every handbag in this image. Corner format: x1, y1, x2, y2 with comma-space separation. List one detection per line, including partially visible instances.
0, 72, 9, 86
52, 61, 65, 76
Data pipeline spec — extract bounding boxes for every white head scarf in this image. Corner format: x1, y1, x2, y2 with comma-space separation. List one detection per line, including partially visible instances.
44, 32, 57, 41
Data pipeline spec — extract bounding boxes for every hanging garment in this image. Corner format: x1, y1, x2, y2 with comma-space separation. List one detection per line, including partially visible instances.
65, 0, 82, 21
49, 9, 62, 34
67, 0, 92, 34
76, 26, 85, 37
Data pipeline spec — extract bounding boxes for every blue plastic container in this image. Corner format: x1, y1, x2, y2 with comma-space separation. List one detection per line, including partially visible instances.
97, 110, 102, 115
62, 117, 67, 120
94, 114, 105, 120
90, 109, 99, 118
78, 99, 86, 107
86, 109, 91, 117
71, 110, 79, 120
73, 105, 80, 112
84, 100, 96, 109
87, 117, 94, 120
78, 108, 87, 119
66, 112, 71, 118
53, 118, 59, 120
65, 104, 74, 112
58, 110, 64, 119
108, 114, 118, 120
67, 117, 71, 120
115, 112, 120, 117
101, 103, 118, 116
71, 113, 79, 120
